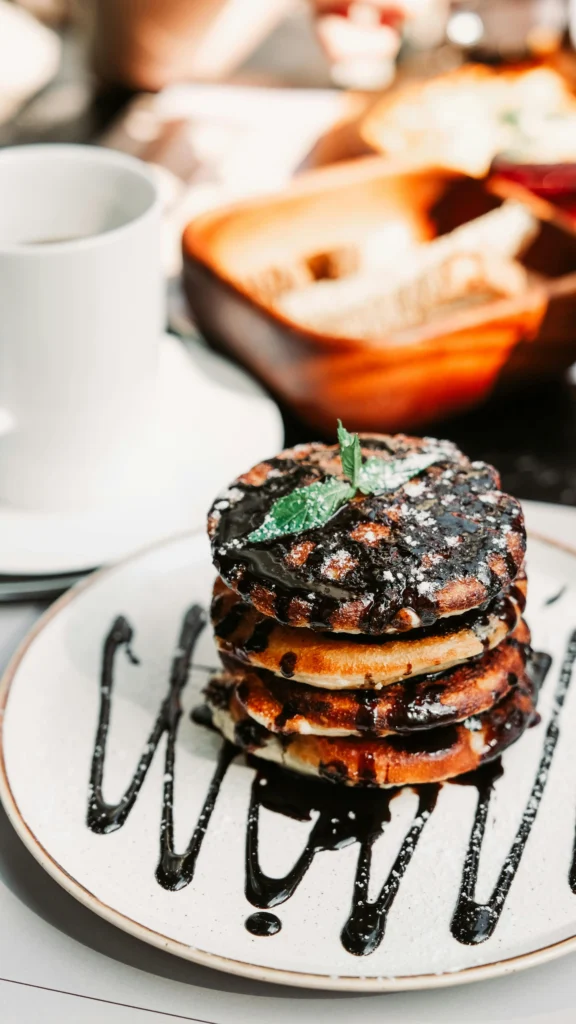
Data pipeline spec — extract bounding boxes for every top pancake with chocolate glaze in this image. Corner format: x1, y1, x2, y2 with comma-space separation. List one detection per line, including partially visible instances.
208, 435, 526, 635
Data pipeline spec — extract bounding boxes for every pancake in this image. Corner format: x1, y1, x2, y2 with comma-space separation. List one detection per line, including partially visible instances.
208, 435, 526, 635
229, 621, 530, 737
205, 671, 537, 787
211, 573, 527, 689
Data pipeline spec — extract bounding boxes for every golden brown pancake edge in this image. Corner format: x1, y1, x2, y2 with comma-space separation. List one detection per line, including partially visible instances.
227, 621, 530, 737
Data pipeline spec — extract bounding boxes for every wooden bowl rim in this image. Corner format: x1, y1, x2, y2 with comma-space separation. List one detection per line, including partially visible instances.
182, 156, 576, 356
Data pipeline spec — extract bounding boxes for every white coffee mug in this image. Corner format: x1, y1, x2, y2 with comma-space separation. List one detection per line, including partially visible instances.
0, 144, 163, 512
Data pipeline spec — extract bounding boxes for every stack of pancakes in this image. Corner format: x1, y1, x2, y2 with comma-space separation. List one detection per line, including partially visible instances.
205, 434, 535, 787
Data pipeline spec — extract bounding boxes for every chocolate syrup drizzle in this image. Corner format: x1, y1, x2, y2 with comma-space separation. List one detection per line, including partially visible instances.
243, 760, 439, 955
245, 911, 282, 936
545, 586, 567, 607
87, 605, 573, 959
451, 647, 559, 944
88, 606, 235, 891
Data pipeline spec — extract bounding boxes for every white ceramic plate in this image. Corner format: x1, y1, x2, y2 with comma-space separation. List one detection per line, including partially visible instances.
1, 530, 576, 992
0, 334, 282, 577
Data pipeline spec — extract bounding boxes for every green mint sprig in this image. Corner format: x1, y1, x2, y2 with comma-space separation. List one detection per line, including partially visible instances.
337, 419, 362, 489
247, 422, 441, 544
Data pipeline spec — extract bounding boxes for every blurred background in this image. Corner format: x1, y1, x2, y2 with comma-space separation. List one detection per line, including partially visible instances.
3, 0, 576, 511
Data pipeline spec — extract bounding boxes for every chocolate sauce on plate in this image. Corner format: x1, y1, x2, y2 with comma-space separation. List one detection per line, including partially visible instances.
245, 912, 282, 936
87, 604, 572, 958
87, 605, 235, 891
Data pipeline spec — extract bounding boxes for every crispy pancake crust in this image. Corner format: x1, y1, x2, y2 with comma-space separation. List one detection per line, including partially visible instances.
229, 621, 530, 737
208, 436, 526, 635
212, 574, 527, 689
206, 672, 536, 787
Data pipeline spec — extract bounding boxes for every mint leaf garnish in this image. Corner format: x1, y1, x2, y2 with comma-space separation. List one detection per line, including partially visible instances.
247, 477, 354, 543
358, 451, 441, 495
500, 108, 521, 128
246, 422, 444, 544
337, 419, 362, 488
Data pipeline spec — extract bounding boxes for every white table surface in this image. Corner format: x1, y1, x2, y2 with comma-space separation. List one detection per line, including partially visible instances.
1, 500, 576, 1024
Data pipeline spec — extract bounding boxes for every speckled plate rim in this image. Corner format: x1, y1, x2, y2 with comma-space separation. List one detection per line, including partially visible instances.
2, 527, 576, 993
